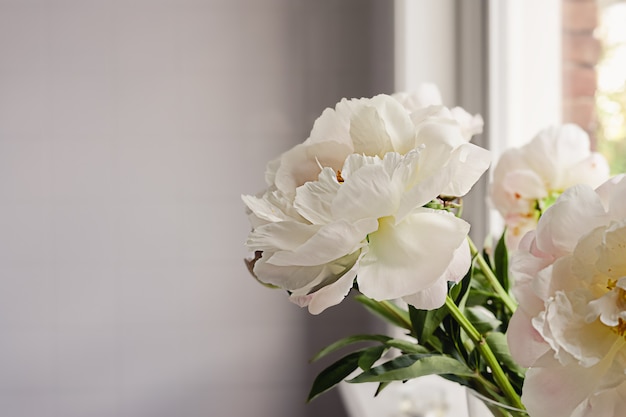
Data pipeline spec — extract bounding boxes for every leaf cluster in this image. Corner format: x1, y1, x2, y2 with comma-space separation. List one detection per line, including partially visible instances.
307, 233, 526, 409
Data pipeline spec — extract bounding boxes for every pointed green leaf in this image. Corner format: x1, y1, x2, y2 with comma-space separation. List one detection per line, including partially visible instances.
374, 381, 392, 396
409, 304, 449, 345
358, 345, 387, 370
485, 332, 526, 376
354, 295, 412, 331
494, 230, 510, 291
348, 354, 475, 383
308, 351, 362, 402
310, 334, 391, 363
384, 339, 430, 354
465, 306, 502, 334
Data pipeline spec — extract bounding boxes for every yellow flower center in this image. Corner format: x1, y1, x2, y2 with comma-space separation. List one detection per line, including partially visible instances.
613, 318, 626, 337
607, 279, 626, 337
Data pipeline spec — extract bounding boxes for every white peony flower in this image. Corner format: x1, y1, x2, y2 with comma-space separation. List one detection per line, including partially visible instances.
243, 93, 490, 314
246, 151, 475, 314
507, 175, 626, 417
265, 93, 485, 199
490, 124, 610, 250
391, 83, 484, 141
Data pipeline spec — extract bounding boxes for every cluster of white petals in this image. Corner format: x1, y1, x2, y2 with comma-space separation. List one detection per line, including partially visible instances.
507, 175, 626, 417
392, 83, 484, 141
243, 91, 490, 314
490, 124, 610, 249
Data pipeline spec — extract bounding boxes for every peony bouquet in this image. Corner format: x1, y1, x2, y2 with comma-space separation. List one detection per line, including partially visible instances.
242, 85, 625, 417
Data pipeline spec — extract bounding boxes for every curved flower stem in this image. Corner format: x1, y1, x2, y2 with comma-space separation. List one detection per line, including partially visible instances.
444, 296, 525, 410
467, 237, 517, 313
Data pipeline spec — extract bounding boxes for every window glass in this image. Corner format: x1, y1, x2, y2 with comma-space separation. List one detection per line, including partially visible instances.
596, 2, 626, 173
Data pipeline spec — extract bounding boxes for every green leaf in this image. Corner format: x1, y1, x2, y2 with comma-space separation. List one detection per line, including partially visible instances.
442, 311, 469, 362
354, 295, 412, 331
485, 332, 526, 376
494, 230, 510, 291
449, 267, 472, 304
384, 339, 430, 354
374, 381, 392, 396
358, 345, 387, 371
348, 354, 475, 383
465, 306, 502, 334
409, 304, 449, 345
307, 351, 362, 402
310, 334, 392, 363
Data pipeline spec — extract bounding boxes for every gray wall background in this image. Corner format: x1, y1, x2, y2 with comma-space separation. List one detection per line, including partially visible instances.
0, 1, 393, 416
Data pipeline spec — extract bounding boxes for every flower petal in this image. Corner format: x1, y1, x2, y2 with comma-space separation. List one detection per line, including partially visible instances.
502, 169, 547, 200
267, 218, 377, 266
331, 156, 403, 222
597, 174, 626, 220
444, 238, 471, 283
524, 124, 592, 188
357, 209, 470, 300
253, 256, 327, 290
401, 279, 448, 310
441, 142, 491, 197
273, 141, 352, 195
294, 167, 341, 224
522, 352, 612, 417
298, 266, 359, 314
535, 185, 608, 257
507, 308, 550, 367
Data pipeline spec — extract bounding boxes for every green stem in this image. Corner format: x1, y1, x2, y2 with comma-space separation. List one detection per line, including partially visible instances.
444, 296, 525, 410
467, 237, 517, 313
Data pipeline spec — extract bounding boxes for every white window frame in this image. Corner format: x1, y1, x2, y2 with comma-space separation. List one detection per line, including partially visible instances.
487, 0, 562, 233
395, 0, 563, 237
488, 0, 563, 158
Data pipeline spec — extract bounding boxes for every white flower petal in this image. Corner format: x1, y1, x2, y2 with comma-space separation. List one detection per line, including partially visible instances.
331, 159, 402, 222
535, 185, 608, 257
242, 193, 292, 224
294, 167, 340, 224
274, 141, 352, 195
507, 308, 550, 367
440, 142, 491, 197
368, 94, 418, 154
267, 218, 377, 266
522, 354, 608, 417
401, 279, 448, 310
392, 83, 443, 110
357, 209, 470, 300
349, 104, 394, 157
579, 380, 626, 417
247, 221, 319, 252
303, 266, 358, 314
595, 174, 626, 215
253, 256, 327, 290
597, 221, 626, 278
502, 169, 547, 200
306, 103, 352, 146
565, 153, 611, 190
540, 291, 616, 366
450, 107, 484, 140
525, 124, 592, 187
442, 238, 471, 283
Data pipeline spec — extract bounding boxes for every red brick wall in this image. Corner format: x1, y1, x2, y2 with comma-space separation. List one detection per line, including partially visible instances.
562, 0, 600, 146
